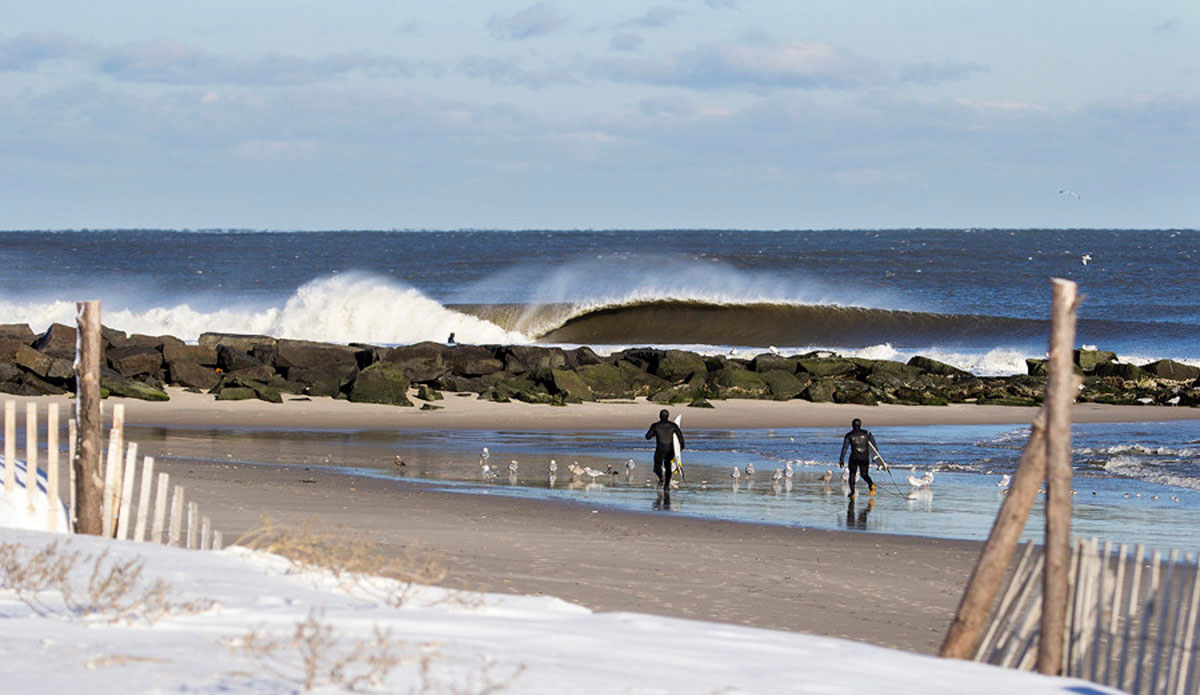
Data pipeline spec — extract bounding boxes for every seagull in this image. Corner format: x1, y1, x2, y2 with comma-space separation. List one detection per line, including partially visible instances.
393, 456, 406, 471
1167, 396, 1181, 406
745, 463, 755, 478
607, 464, 619, 478
784, 462, 794, 479
480, 447, 490, 460
547, 459, 558, 475
625, 459, 636, 475
771, 468, 783, 483
508, 460, 519, 475
1081, 253, 1092, 266
1137, 397, 1155, 405
1059, 189, 1082, 200
582, 466, 606, 482
480, 464, 497, 479
768, 345, 780, 356
819, 469, 833, 482
997, 474, 1011, 490
731, 467, 741, 481
568, 462, 584, 479
907, 471, 935, 489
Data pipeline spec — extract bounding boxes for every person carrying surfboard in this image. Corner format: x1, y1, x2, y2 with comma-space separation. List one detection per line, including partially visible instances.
838, 418, 886, 498
645, 409, 685, 491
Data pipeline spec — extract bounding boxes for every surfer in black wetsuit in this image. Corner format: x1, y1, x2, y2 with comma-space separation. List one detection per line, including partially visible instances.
645, 409, 685, 491
839, 418, 883, 498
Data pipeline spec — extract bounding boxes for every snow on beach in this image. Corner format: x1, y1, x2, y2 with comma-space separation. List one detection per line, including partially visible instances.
0, 474, 1116, 694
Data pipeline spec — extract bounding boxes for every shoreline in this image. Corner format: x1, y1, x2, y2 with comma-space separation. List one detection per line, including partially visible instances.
4, 388, 1199, 431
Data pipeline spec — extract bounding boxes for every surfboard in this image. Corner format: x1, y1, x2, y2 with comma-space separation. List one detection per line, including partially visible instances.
671, 415, 684, 481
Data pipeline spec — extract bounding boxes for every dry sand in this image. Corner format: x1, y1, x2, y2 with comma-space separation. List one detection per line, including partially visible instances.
7, 390, 1199, 654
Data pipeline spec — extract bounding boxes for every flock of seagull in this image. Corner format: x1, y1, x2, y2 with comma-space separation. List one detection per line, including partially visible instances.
398, 448, 1184, 505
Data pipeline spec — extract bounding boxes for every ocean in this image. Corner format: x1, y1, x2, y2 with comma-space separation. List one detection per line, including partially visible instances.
4, 228, 1200, 548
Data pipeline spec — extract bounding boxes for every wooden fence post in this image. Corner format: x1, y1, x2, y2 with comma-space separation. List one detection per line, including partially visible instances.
940, 410, 1048, 658
25, 402, 38, 511
107, 404, 125, 536
74, 300, 104, 535
168, 485, 184, 547
151, 472, 170, 543
1038, 278, 1080, 675
67, 416, 76, 530
47, 403, 59, 532
4, 400, 14, 493
116, 442, 138, 540
187, 501, 198, 549
134, 456, 155, 542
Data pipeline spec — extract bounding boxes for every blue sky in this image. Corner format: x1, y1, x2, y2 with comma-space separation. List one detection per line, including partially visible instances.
2, 1, 1196, 229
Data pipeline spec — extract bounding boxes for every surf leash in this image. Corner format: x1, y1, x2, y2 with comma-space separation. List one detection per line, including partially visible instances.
868, 442, 910, 498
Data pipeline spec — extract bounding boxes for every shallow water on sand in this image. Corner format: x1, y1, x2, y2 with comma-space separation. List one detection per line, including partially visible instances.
130, 419, 1200, 551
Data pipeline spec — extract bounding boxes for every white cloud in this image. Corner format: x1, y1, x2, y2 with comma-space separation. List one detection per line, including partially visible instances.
0, 33, 92, 71
617, 7, 688, 30
487, 3, 567, 41
592, 40, 884, 90
456, 54, 579, 88
899, 59, 986, 85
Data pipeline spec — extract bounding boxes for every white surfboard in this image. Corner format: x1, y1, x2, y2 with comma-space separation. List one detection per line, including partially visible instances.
671, 415, 683, 479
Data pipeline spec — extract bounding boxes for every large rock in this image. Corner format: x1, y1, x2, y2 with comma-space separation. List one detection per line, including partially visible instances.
106, 345, 163, 378
0, 362, 22, 386
550, 369, 594, 402
162, 343, 219, 366
6, 371, 66, 396
288, 365, 358, 398
100, 372, 169, 401
797, 358, 859, 379
449, 345, 504, 376
0, 324, 35, 342
167, 360, 221, 390
274, 339, 358, 372
13, 346, 54, 378
565, 347, 605, 369
759, 370, 808, 400
32, 323, 78, 359
610, 348, 664, 373
1075, 349, 1117, 372
832, 380, 878, 406
217, 345, 266, 373
907, 356, 973, 378
750, 354, 798, 374
384, 342, 452, 383
1142, 360, 1200, 382
655, 350, 707, 383
712, 367, 770, 399
649, 374, 709, 404
500, 345, 568, 374
0, 339, 27, 361
1092, 362, 1149, 381
805, 378, 837, 402
199, 332, 277, 354
576, 363, 635, 399
349, 362, 413, 406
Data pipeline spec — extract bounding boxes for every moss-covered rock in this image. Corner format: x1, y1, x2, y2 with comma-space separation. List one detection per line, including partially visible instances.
550, 368, 594, 402
1093, 362, 1149, 380
1074, 349, 1117, 372
712, 367, 770, 399
655, 350, 708, 383
1143, 360, 1200, 382
215, 386, 255, 401
750, 354, 797, 374
832, 380, 877, 405
759, 370, 807, 401
805, 378, 837, 402
100, 372, 169, 401
349, 362, 413, 406
577, 363, 635, 398
907, 355, 973, 378
416, 384, 444, 402
796, 358, 859, 379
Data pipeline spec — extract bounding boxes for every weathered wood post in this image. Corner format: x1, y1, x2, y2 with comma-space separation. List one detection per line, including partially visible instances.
47, 403, 59, 532
25, 402, 38, 511
152, 472, 169, 543
116, 442, 138, 539
1037, 278, 1080, 675
67, 415, 76, 528
134, 456, 155, 542
3, 400, 13, 493
74, 300, 104, 535
168, 484, 184, 547
940, 410, 1048, 658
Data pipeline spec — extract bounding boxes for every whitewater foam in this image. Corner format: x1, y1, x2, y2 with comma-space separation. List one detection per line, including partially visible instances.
0, 274, 528, 345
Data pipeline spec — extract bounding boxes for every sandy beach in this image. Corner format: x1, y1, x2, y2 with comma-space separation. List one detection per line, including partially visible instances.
6, 390, 1200, 654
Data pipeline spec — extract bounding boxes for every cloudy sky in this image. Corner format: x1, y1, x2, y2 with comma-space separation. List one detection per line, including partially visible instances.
2, 1, 1196, 230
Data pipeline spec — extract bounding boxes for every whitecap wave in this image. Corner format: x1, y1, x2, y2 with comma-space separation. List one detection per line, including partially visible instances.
0, 274, 528, 345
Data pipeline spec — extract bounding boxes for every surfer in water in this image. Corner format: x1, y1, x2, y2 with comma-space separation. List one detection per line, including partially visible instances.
645, 409, 685, 491
839, 418, 882, 498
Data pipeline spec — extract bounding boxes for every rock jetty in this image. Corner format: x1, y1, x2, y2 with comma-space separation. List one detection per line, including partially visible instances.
1, 323, 1198, 408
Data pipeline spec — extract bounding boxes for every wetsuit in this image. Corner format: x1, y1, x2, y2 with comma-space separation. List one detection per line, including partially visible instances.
840, 427, 877, 497
645, 418, 685, 489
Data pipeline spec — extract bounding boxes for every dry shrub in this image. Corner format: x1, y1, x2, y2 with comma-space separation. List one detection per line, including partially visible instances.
0, 540, 214, 623
236, 517, 480, 609
231, 609, 523, 694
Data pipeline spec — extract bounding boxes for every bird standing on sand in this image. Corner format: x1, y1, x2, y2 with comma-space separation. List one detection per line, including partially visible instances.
819, 469, 833, 482
625, 459, 636, 476
771, 468, 783, 483
785, 462, 794, 480
394, 456, 406, 471
731, 467, 741, 481
997, 474, 1011, 490
745, 463, 755, 478
583, 466, 605, 482
508, 460, 519, 475
547, 459, 558, 475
